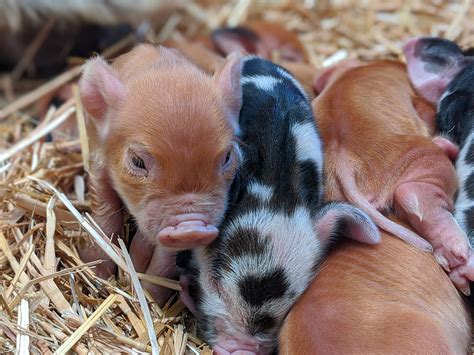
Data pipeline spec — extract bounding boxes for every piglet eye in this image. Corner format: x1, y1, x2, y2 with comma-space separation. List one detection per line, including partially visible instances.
127, 149, 152, 177
224, 150, 232, 164
132, 154, 145, 170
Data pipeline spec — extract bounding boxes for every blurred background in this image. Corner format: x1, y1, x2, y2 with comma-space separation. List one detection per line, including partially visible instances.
0, 1, 473, 353
0, 0, 473, 110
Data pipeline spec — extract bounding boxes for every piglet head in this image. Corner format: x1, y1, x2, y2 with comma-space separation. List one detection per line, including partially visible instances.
79, 45, 243, 249
182, 202, 378, 354
403, 37, 474, 144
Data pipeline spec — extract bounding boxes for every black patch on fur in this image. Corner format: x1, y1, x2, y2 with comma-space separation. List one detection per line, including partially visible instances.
223, 227, 268, 257
414, 37, 463, 74
297, 160, 321, 216
465, 142, 474, 165
437, 66, 474, 146
209, 227, 268, 278
465, 208, 474, 233
238, 59, 319, 215
176, 250, 193, 269
239, 268, 289, 307
248, 313, 277, 335
465, 173, 474, 200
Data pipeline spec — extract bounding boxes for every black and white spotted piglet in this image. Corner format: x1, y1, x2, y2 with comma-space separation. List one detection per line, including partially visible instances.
177, 57, 380, 355
404, 37, 474, 286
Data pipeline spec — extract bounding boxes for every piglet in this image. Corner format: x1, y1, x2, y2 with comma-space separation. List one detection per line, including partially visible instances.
78, 44, 242, 303
312, 59, 472, 293
280, 221, 471, 354
211, 23, 317, 99
403, 36, 474, 289
212, 20, 308, 63
165, 29, 317, 100
177, 56, 380, 355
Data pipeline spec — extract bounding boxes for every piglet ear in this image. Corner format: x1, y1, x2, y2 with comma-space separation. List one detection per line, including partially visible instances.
403, 37, 464, 104
79, 56, 126, 121
314, 202, 380, 245
212, 27, 259, 56
313, 60, 361, 94
213, 52, 243, 132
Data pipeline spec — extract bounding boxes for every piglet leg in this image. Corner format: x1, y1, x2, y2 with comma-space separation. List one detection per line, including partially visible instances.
449, 252, 474, 295
129, 229, 154, 273
79, 165, 123, 278
141, 246, 177, 306
394, 182, 473, 288
179, 274, 198, 316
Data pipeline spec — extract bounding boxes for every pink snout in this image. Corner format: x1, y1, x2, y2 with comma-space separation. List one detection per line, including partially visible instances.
213, 346, 257, 355
157, 213, 218, 249
213, 337, 265, 355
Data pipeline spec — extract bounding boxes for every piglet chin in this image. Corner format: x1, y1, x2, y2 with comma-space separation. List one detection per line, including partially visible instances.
158, 220, 218, 249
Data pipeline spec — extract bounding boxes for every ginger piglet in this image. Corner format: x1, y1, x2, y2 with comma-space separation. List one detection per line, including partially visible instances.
78, 44, 243, 303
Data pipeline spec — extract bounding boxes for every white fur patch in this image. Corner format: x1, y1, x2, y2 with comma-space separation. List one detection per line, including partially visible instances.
223, 206, 322, 293
241, 75, 281, 91
276, 67, 308, 99
247, 181, 274, 202
291, 122, 324, 167
192, 204, 325, 346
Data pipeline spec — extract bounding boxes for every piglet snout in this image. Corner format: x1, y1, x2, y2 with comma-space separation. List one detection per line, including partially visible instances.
158, 213, 218, 249
213, 345, 259, 355
213, 337, 264, 355
214, 347, 257, 355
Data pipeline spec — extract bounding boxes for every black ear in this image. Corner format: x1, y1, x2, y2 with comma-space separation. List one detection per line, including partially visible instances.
403, 37, 465, 104
211, 27, 260, 56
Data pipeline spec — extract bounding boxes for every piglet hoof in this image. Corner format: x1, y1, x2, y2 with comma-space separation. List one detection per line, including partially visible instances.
449, 249, 474, 296
432, 234, 469, 273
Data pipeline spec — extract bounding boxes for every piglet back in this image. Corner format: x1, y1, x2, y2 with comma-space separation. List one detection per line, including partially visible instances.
237, 56, 324, 215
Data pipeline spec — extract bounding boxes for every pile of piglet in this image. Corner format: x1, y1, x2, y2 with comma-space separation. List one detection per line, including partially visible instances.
77, 22, 474, 354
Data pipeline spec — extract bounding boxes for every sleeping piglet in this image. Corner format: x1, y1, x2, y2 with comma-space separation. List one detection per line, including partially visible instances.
78, 44, 243, 302
177, 56, 380, 355
165, 28, 317, 100
211, 20, 308, 63
211, 23, 317, 99
280, 220, 471, 354
404, 36, 474, 288
312, 59, 473, 293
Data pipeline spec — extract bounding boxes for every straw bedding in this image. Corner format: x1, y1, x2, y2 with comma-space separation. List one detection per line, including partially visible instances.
0, 0, 473, 353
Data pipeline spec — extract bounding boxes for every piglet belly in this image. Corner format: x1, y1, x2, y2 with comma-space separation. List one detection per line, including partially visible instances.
158, 219, 218, 249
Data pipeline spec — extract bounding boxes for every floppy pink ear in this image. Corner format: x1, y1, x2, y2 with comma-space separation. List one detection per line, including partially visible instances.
213, 52, 243, 132
403, 37, 464, 104
212, 27, 259, 56
314, 202, 380, 245
79, 56, 126, 122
